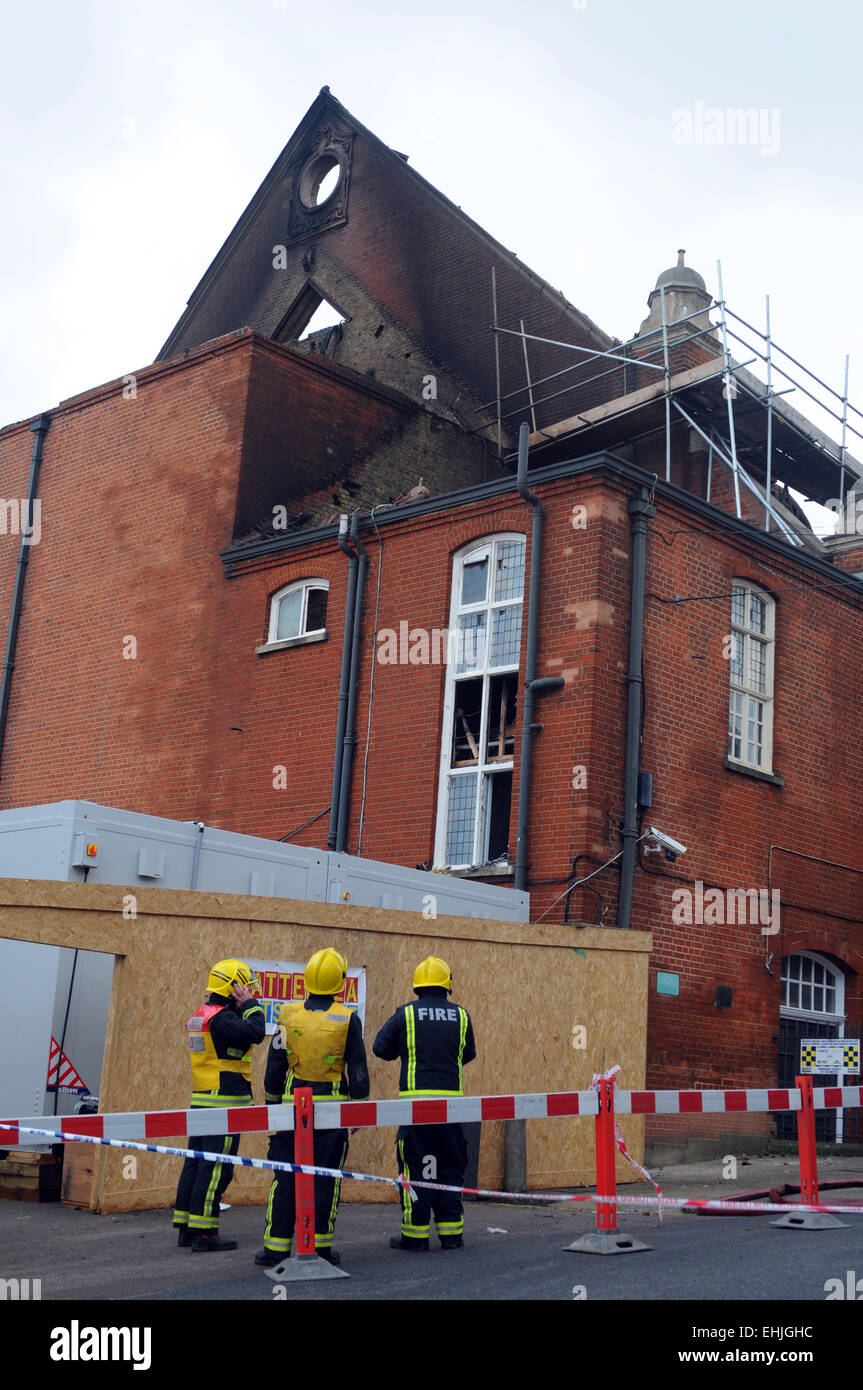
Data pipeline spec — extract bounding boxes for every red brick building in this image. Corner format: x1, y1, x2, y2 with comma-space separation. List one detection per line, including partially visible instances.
2, 90, 861, 1155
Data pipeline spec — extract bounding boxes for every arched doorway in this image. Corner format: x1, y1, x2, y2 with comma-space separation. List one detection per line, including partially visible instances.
778, 951, 845, 1142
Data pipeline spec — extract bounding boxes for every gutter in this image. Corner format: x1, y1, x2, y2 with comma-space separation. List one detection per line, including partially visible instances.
335, 513, 369, 853
616, 485, 655, 929
0, 414, 50, 779
514, 422, 564, 892
328, 515, 359, 850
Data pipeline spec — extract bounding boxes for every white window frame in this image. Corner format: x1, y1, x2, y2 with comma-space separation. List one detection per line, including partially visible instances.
433, 534, 526, 870
780, 951, 845, 1025
261, 579, 329, 651
727, 580, 775, 773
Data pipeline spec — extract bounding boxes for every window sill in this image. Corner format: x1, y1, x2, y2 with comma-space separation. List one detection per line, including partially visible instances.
256, 630, 328, 655
444, 862, 515, 879
723, 757, 784, 787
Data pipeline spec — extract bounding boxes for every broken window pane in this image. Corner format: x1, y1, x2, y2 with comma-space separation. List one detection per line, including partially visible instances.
306, 587, 328, 632
484, 772, 512, 861
451, 679, 483, 766
484, 675, 517, 762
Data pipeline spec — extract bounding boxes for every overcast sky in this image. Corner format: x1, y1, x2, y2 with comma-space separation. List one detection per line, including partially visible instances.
2, 0, 861, 520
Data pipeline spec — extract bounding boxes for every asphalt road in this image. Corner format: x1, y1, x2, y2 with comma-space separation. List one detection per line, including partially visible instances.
5, 1163, 861, 1371
3, 1178, 862, 1303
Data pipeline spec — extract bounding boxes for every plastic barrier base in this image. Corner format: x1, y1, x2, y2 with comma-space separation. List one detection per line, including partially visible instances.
770, 1211, 848, 1231
563, 1232, 652, 1255
264, 1253, 350, 1281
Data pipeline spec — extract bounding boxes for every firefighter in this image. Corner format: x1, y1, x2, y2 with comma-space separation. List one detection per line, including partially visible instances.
255, 947, 369, 1268
373, 955, 476, 1251
173, 958, 266, 1251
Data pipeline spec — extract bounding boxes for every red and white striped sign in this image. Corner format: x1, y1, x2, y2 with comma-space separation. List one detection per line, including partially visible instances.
3, 1084, 862, 1147
45, 1036, 90, 1095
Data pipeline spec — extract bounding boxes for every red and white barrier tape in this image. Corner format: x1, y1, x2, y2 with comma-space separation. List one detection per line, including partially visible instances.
3, 1084, 862, 1147
6, 1124, 863, 1220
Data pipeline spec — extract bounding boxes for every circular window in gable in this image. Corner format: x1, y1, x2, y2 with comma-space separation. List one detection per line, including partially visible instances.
298, 152, 343, 210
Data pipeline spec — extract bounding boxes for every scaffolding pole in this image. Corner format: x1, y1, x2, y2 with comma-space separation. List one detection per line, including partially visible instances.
765, 295, 773, 533
672, 398, 801, 546
493, 324, 664, 371
716, 261, 742, 518
840, 353, 850, 516
660, 285, 671, 482
492, 266, 502, 456
481, 303, 712, 413
725, 305, 863, 424
519, 319, 537, 433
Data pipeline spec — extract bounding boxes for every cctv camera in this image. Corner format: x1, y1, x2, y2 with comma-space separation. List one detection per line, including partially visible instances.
646, 826, 688, 861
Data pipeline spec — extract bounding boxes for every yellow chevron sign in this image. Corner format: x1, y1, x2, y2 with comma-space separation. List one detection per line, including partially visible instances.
800, 1039, 860, 1074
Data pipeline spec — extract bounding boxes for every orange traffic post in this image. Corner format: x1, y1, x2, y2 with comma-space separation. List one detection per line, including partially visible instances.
563, 1071, 650, 1253
795, 1074, 819, 1206
595, 1076, 618, 1233
769, 1073, 845, 1227
293, 1085, 316, 1255
263, 1085, 349, 1279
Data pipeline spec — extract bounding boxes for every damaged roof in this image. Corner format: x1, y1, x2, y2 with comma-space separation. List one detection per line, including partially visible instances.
157, 88, 617, 443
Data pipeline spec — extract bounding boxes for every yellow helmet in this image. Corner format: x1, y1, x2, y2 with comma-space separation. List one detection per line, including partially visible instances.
304, 947, 348, 996
413, 956, 453, 993
207, 959, 259, 997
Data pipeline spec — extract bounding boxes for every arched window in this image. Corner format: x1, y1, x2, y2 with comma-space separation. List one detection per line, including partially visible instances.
265, 579, 329, 648
727, 580, 775, 772
781, 951, 844, 1020
434, 535, 526, 870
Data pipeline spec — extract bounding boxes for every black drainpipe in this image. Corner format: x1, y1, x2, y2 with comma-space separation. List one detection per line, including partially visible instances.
514, 422, 563, 892
335, 512, 369, 853
328, 515, 359, 850
616, 485, 655, 929
0, 414, 50, 779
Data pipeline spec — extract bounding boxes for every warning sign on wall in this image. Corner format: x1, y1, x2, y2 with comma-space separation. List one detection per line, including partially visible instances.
799, 1038, 860, 1074
247, 959, 366, 1033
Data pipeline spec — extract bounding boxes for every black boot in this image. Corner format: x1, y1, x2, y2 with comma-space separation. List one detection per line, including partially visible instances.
440, 1235, 464, 1250
191, 1232, 238, 1252
318, 1249, 341, 1266
254, 1248, 285, 1267
389, 1234, 429, 1251
175, 1226, 193, 1248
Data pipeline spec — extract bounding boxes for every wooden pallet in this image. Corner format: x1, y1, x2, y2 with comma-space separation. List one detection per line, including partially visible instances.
0, 1151, 61, 1203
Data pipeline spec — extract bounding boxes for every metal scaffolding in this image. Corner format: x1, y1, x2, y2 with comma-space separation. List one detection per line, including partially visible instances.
487, 265, 861, 551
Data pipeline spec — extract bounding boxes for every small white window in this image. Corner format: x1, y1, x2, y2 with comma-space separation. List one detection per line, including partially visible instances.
265, 580, 329, 646
727, 580, 775, 772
